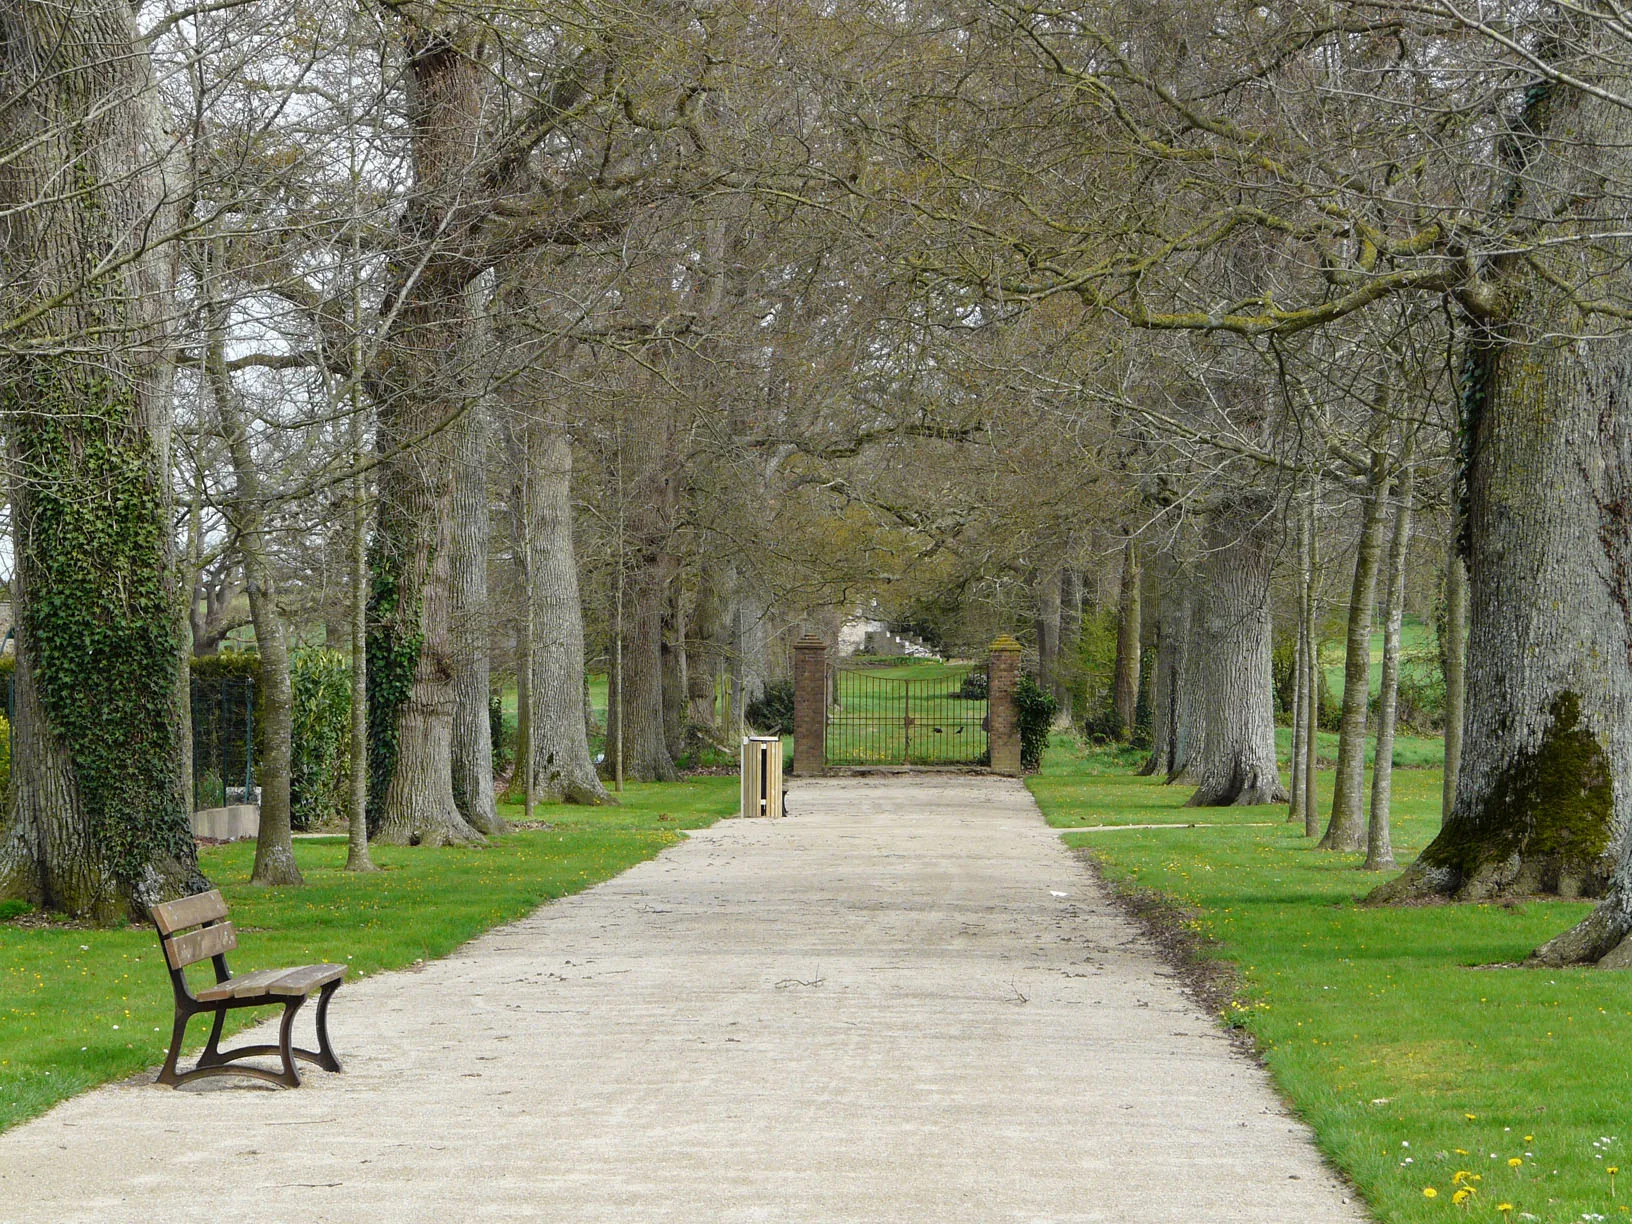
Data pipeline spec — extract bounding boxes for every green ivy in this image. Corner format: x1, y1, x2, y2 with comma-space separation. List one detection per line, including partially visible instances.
365, 542, 421, 835
1015, 673, 1058, 773
4, 361, 193, 900
289, 648, 351, 831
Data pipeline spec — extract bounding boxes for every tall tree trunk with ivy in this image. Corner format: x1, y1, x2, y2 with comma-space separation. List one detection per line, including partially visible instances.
0, 0, 202, 920
365, 16, 488, 847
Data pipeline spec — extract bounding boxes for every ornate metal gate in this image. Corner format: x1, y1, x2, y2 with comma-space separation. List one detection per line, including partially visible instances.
824, 664, 988, 767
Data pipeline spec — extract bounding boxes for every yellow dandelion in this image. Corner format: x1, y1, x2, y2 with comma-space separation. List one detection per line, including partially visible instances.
1524, 1135, 1534, 1143
1466, 1113, 1478, 1121
1423, 1187, 1438, 1199
1508, 1158, 1523, 1168
1497, 1205, 1514, 1214
1452, 1170, 1474, 1185
1452, 1187, 1473, 1204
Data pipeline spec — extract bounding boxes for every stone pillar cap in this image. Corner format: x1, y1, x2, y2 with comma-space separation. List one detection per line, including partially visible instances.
989, 634, 1022, 652
794, 633, 827, 649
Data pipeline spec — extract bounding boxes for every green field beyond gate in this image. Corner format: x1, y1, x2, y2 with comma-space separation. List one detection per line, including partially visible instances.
825, 660, 988, 766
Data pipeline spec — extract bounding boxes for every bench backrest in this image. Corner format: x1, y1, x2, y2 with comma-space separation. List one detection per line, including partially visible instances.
151, 889, 237, 970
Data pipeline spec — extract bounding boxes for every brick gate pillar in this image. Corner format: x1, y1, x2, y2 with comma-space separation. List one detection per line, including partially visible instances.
792, 634, 827, 776
988, 634, 1022, 777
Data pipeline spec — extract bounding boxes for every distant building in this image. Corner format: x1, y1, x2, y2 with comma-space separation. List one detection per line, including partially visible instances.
836, 607, 938, 659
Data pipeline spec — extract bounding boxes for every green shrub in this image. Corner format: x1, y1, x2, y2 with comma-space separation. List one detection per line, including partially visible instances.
745, 680, 795, 735
1070, 608, 1118, 724
196, 770, 226, 809
289, 648, 351, 831
1015, 673, 1058, 773
958, 669, 989, 700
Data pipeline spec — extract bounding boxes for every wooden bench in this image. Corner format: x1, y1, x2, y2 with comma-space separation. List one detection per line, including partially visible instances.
149, 889, 346, 1089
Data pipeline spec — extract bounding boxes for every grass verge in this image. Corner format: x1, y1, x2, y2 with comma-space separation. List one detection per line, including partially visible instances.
1031, 735, 1629, 1224
0, 775, 736, 1134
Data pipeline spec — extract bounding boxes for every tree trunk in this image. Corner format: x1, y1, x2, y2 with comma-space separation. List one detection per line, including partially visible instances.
662, 585, 688, 761
1056, 567, 1081, 710
1441, 542, 1468, 827
1112, 544, 1141, 738
495, 423, 607, 804
1364, 451, 1415, 871
1138, 579, 1169, 776
1319, 451, 1391, 851
1370, 39, 1632, 942
203, 286, 302, 888
1185, 498, 1288, 807
1303, 488, 1322, 838
449, 384, 504, 835
366, 20, 487, 849
0, 0, 202, 921
346, 399, 376, 872
1035, 567, 1061, 696
1166, 583, 1202, 784
1288, 555, 1308, 825
689, 571, 726, 728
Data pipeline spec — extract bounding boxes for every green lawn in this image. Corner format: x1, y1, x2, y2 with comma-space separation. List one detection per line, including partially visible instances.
827, 658, 985, 766
1032, 735, 1629, 1224
1324, 615, 1438, 703
0, 775, 737, 1134
1276, 724, 1445, 769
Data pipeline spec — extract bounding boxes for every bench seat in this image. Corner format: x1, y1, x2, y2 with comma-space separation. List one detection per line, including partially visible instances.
194, 963, 347, 1002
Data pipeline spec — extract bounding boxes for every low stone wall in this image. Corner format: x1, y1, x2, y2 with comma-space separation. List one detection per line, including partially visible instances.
190, 804, 260, 841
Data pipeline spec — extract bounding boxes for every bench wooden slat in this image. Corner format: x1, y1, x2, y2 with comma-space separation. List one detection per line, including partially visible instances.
195, 967, 288, 1002
151, 889, 228, 935
266, 964, 347, 996
164, 921, 237, 970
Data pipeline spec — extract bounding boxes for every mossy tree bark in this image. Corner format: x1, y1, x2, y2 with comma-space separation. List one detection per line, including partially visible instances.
1319, 449, 1391, 851
0, 0, 202, 921
1373, 39, 1632, 933
1185, 496, 1288, 807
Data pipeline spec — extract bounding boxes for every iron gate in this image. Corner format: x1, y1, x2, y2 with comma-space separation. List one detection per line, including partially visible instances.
824, 664, 988, 766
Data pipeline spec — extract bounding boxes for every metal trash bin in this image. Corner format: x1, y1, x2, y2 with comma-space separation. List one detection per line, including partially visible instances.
740, 736, 784, 818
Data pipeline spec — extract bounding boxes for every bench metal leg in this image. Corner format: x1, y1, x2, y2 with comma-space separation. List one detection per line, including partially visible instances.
196, 1008, 229, 1068
274, 995, 305, 1087
156, 1010, 193, 1087
313, 979, 343, 1073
